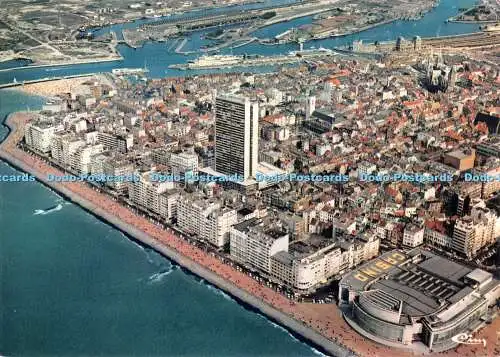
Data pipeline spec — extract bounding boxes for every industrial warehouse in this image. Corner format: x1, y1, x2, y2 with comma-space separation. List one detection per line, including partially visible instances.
339, 249, 500, 352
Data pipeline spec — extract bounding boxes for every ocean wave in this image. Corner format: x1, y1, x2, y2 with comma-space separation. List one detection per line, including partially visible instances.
311, 349, 327, 356
147, 266, 176, 283
144, 247, 172, 268
33, 203, 63, 215
128, 236, 147, 252
255, 311, 326, 356
257, 314, 300, 342
55, 196, 70, 205
39, 184, 67, 201
205, 283, 233, 301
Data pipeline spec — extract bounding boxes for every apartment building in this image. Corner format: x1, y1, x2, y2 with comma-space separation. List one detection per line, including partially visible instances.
24, 121, 58, 153
97, 131, 133, 153
103, 158, 135, 194
50, 132, 86, 167
453, 204, 499, 258
424, 222, 453, 249
230, 218, 289, 273
169, 151, 198, 176
128, 170, 178, 220
215, 95, 259, 179
70, 144, 104, 174
403, 224, 424, 248
177, 193, 237, 247
271, 234, 380, 292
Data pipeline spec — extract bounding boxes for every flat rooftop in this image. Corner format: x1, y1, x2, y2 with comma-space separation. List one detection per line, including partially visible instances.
445, 150, 473, 160
342, 249, 490, 320
340, 250, 409, 292
233, 217, 287, 241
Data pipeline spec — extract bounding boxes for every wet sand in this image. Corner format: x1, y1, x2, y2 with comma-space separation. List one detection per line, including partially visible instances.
1, 112, 498, 357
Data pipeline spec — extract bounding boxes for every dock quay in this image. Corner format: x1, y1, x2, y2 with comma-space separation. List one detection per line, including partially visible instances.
169, 49, 337, 70
141, 0, 318, 28
142, 12, 261, 32
0, 74, 99, 90
350, 30, 500, 54
174, 38, 189, 54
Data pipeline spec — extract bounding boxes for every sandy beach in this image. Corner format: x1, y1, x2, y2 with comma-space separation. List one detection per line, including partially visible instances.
1, 112, 499, 357
13, 76, 100, 97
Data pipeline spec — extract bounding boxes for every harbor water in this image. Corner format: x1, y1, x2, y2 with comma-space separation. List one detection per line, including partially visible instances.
0, 0, 479, 83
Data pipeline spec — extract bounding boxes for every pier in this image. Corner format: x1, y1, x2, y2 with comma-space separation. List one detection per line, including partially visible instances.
0, 74, 98, 90
141, 0, 317, 28
422, 31, 500, 48
174, 38, 189, 54
177, 13, 260, 31
230, 37, 258, 49
350, 31, 500, 54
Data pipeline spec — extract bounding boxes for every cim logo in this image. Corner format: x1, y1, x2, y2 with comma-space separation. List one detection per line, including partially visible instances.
353, 252, 407, 282
451, 333, 486, 347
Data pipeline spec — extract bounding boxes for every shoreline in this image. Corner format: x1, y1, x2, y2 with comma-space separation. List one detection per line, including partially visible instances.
0, 112, 355, 357
0, 74, 101, 91
447, 19, 498, 24
310, 18, 398, 40
0, 3, 485, 76
7, 75, 102, 97
2, 111, 498, 357
0, 56, 123, 73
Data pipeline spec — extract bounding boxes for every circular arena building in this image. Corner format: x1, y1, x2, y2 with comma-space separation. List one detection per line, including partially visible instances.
338, 249, 500, 352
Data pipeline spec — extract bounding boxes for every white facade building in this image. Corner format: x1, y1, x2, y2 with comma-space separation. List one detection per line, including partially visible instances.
215, 95, 259, 179
128, 170, 178, 220
24, 121, 57, 153
103, 158, 135, 193
271, 235, 380, 292
305, 95, 316, 120
169, 152, 198, 176
230, 218, 289, 273
424, 226, 453, 248
71, 144, 104, 174
50, 133, 86, 167
177, 193, 237, 247
453, 205, 499, 258
403, 224, 425, 248
97, 131, 133, 153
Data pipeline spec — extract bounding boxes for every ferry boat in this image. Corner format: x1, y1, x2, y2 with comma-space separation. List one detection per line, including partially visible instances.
289, 47, 333, 57
111, 68, 149, 75
183, 54, 244, 69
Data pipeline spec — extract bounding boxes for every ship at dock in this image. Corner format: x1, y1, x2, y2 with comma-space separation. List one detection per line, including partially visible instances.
111, 68, 149, 76
177, 55, 244, 70
169, 48, 335, 70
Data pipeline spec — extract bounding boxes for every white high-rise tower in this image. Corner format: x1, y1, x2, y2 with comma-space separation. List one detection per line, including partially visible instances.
215, 95, 259, 179
305, 95, 316, 120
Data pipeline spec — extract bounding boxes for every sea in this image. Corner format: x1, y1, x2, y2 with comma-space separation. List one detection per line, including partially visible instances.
0, 0, 480, 355
0, 90, 324, 356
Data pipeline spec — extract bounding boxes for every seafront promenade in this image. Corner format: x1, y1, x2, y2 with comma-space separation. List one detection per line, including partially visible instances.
2, 112, 499, 357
